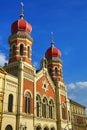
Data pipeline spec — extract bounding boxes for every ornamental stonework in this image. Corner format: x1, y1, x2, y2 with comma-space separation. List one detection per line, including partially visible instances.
24, 66, 34, 75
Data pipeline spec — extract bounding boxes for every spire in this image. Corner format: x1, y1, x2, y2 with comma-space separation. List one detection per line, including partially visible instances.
20, 2, 24, 19
50, 32, 54, 47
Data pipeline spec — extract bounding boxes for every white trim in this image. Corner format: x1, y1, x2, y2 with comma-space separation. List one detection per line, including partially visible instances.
24, 89, 33, 99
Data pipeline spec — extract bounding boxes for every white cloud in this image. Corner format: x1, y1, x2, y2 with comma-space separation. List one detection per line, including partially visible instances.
0, 53, 8, 66
68, 93, 76, 100
67, 81, 87, 90
76, 81, 87, 88
67, 81, 87, 109
67, 83, 76, 89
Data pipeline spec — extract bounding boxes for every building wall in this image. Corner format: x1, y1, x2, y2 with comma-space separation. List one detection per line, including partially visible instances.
0, 61, 87, 130
70, 99, 86, 130
1, 74, 18, 130
0, 68, 7, 130
86, 117, 87, 130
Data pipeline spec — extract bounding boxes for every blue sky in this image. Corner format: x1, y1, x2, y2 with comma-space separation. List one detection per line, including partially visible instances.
0, 0, 87, 111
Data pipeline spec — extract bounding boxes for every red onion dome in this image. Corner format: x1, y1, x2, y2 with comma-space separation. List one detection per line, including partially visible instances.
11, 2, 32, 34
11, 19, 32, 34
45, 43, 61, 59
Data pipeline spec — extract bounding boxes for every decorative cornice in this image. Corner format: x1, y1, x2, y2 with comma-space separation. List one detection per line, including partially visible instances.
8, 33, 33, 43
47, 59, 62, 64
6, 77, 18, 85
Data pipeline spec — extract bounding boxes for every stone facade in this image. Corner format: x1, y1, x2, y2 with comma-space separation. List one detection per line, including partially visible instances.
69, 99, 86, 130
0, 67, 7, 130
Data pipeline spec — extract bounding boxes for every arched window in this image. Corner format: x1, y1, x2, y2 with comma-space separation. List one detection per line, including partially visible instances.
60, 69, 62, 76
55, 67, 58, 76
48, 68, 52, 76
62, 104, 67, 120
28, 46, 30, 58
25, 92, 31, 113
5, 125, 13, 130
42, 97, 48, 118
36, 95, 41, 117
12, 45, 16, 56
49, 99, 54, 119
68, 111, 71, 121
20, 44, 23, 56
8, 94, 13, 112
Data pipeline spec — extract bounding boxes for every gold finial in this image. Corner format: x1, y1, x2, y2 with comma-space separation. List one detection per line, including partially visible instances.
20, 2, 24, 19
51, 32, 54, 47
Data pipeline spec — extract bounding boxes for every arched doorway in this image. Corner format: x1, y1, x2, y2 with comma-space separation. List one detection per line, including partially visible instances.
5, 125, 13, 130
36, 126, 41, 130
44, 126, 49, 130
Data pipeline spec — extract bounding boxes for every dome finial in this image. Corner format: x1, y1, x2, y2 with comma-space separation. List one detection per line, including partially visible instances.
20, 2, 24, 19
51, 32, 54, 47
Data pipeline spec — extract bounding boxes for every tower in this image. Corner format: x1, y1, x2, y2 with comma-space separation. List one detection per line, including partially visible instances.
45, 37, 62, 83
4, 3, 33, 76
4, 3, 35, 130
45, 35, 68, 130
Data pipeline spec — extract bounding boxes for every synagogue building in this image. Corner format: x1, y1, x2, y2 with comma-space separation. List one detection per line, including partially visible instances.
0, 4, 86, 130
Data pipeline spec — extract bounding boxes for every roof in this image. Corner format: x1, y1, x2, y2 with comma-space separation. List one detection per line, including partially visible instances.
69, 98, 86, 108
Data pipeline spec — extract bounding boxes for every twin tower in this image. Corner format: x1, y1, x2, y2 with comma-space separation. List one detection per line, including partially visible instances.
2, 4, 70, 130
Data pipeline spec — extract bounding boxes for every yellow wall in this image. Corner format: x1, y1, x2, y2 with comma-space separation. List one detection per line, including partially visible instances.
0, 67, 7, 127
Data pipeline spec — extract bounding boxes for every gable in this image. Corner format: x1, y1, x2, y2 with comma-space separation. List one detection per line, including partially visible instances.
36, 69, 55, 99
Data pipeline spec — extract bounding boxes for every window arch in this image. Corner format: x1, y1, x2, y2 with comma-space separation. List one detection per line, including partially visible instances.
55, 67, 58, 76
28, 46, 30, 58
60, 69, 62, 76
36, 95, 41, 117
25, 92, 31, 113
49, 99, 54, 119
42, 97, 48, 118
12, 44, 16, 57
20, 44, 24, 56
62, 103, 67, 120
5, 125, 13, 130
68, 111, 71, 121
8, 94, 13, 112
